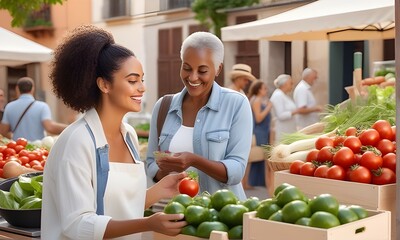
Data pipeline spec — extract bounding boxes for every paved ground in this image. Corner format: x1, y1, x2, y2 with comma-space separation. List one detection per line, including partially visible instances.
244, 186, 271, 200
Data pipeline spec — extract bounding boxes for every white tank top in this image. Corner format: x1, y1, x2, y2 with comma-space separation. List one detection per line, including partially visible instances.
169, 125, 194, 153
104, 161, 147, 240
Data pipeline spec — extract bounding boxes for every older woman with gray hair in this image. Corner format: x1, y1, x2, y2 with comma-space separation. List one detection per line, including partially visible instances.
146, 31, 253, 200
270, 74, 300, 144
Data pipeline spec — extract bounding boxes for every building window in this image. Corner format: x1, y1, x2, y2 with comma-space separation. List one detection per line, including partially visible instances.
160, 0, 193, 11
104, 0, 130, 19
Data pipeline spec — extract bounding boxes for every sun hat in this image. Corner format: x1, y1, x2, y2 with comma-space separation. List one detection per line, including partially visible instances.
229, 64, 256, 81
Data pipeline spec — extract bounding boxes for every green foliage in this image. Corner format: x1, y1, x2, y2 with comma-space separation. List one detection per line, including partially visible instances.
192, 0, 259, 37
0, 0, 63, 27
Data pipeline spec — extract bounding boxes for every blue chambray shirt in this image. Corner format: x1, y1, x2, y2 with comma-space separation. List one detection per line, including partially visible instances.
146, 82, 253, 200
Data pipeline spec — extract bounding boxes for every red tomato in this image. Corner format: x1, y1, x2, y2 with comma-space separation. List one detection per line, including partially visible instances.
390, 126, 396, 142
299, 162, 316, 176
33, 150, 44, 160
358, 129, 380, 146
15, 138, 28, 147
0, 146, 6, 153
316, 146, 334, 163
6, 141, 17, 150
343, 136, 362, 154
289, 160, 304, 174
372, 120, 393, 140
13, 145, 25, 154
306, 149, 319, 162
0, 160, 6, 168
315, 136, 334, 150
3, 148, 16, 158
18, 156, 30, 165
371, 168, 396, 185
345, 127, 358, 136
41, 160, 46, 167
28, 153, 39, 161
333, 147, 355, 169
314, 165, 330, 178
178, 178, 199, 197
347, 165, 371, 183
333, 136, 346, 147
382, 153, 396, 172
29, 160, 42, 167
31, 165, 44, 171
18, 149, 29, 158
326, 165, 346, 180
359, 151, 383, 170
376, 139, 395, 156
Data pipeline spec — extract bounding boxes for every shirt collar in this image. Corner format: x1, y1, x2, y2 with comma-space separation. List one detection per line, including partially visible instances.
171, 82, 221, 113
19, 94, 35, 100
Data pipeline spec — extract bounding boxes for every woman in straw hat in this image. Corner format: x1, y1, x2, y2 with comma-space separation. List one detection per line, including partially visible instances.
228, 63, 256, 94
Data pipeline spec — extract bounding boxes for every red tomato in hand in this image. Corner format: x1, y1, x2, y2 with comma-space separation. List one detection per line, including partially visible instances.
289, 160, 304, 174
382, 153, 396, 172
179, 177, 199, 197
347, 165, 371, 183
371, 168, 396, 185
333, 147, 355, 169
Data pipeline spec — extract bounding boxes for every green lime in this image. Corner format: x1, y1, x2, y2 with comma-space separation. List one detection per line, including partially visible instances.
309, 211, 340, 229
219, 204, 248, 228
281, 200, 311, 223
228, 225, 243, 239
181, 225, 197, 236
210, 189, 238, 211
196, 221, 228, 238
241, 196, 260, 211
164, 201, 185, 214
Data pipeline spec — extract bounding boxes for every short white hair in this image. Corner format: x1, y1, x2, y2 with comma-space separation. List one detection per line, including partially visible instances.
302, 68, 316, 79
180, 32, 224, 71
274, 74, 291, 88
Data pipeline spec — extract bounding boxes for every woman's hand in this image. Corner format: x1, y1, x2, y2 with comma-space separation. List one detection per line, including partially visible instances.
146, 212, 187, 236
156, 171, 187, 199
156, 152, 197, 173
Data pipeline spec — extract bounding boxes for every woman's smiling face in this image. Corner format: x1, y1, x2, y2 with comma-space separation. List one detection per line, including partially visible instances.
180, 47, 219, 98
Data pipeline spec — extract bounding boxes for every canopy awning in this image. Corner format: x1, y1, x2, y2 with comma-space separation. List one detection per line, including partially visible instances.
0, 27, 53, 66
221, 0, 394, 42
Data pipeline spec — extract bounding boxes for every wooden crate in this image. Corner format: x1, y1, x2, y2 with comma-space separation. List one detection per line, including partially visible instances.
274, 170, 396, 238
150, 231, 228, 240
243, 210, 390, 240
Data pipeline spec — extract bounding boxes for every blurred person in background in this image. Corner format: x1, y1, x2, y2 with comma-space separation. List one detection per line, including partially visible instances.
293, 68, 323, 130
146, 31, 253, 200
0, 77, 67, 141
0, 88, 5, 120
270, 74, 300, 144
228, 63, 256, 94
243, 80, 272, 189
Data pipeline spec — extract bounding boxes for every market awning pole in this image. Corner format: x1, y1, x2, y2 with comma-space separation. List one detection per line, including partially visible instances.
395, 0, 400, 239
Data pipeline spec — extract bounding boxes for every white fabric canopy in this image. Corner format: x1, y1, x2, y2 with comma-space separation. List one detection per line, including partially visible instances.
0, 27, 53, 66
221, 0, 394, 42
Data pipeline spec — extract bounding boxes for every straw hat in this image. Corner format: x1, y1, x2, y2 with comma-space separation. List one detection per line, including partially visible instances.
229, 64, 256, 81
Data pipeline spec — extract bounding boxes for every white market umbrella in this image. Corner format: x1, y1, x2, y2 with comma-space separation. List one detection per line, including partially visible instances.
0, 27, 53, 66
221, 0, 394, 42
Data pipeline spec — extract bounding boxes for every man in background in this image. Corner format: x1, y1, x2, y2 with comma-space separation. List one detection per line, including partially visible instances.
293, 68, 323, 130
0, 77, 68, 141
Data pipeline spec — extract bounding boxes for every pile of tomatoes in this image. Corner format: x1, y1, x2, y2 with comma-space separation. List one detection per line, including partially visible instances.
0, 137, 48, 178
289, 120, 396, 185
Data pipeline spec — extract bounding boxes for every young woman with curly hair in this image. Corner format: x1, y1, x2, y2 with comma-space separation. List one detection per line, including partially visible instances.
41, 25, 187, 240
